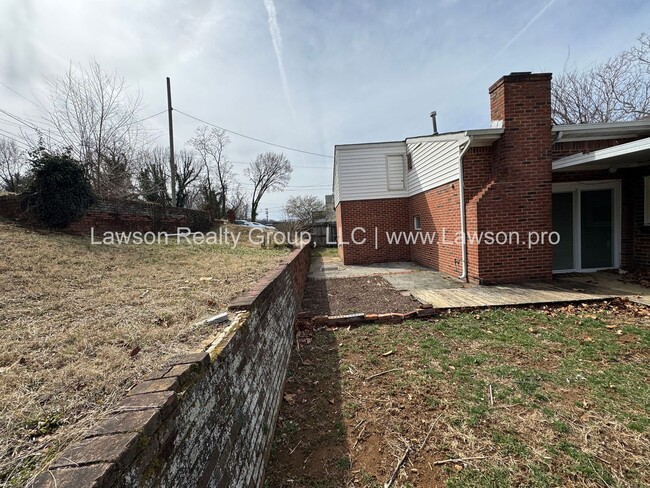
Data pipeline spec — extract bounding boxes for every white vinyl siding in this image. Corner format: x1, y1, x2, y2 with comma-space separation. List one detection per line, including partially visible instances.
335, 142, 408, 201
406, 139, 461, 196
386, 155, 405, 190
333, 138, 464, 202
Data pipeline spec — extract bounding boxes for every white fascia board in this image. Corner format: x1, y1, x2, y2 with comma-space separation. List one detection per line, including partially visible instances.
465, 128, 504, 146
552, 120, 650, 142
465, 128, 505, 137
552, 120, 650, 133
406, 128, 503, 146
552, 137, 650, 170
405, 132, 466, 144
334, 141, 406, 151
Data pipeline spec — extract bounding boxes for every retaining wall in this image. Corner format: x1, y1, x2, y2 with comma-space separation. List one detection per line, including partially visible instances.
0, 194, 212, 234
32, 243, 311, 488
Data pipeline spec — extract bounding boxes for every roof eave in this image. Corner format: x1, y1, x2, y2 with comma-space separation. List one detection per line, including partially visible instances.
552, 120, 650, 142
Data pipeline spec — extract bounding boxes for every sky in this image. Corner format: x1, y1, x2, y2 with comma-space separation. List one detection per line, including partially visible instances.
1, 0, 649, 219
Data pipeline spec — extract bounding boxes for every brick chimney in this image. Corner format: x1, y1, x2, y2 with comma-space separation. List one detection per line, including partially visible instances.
489, 72, 552, 180
467, 72, 554, 284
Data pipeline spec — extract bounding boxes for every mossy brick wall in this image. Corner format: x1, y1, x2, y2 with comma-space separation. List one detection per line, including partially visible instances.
31, 243, 311, 488
0, 195, 212, 233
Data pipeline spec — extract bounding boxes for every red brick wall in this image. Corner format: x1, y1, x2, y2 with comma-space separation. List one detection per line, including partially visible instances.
463, 147, 494, 280
0, 194, 25, 219
0, 195, 212, 234
632, 172, 650, 269
551, 138, 637, 160
409, 182, 462, 275
336, 204, 345, 261
336, 198, 410, 264
467, 72, 554, 283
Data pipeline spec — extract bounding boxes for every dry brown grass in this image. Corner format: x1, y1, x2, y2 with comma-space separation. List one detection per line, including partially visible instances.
0, 219, 289, 486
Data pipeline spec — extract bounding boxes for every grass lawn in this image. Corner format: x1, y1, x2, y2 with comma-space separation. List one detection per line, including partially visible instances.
266, 301, 650, 487
313, 246, 339, 259
0, 219, 289, 486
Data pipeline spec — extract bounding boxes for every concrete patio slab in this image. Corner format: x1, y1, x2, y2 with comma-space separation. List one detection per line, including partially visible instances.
308, 257, 430, 280
383, 270, 466, 291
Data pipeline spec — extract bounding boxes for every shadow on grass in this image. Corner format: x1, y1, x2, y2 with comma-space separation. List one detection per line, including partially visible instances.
299, 278, 332, 316
265, 328, 348, 488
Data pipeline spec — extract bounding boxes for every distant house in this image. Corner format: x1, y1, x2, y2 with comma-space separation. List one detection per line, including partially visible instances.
311, 194, 337, 247
333, 72, 650, 284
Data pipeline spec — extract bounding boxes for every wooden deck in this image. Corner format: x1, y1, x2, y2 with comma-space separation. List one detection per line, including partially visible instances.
412, 274, 650, 309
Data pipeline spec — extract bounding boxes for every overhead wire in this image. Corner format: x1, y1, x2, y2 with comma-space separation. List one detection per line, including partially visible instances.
174, 108, 333, 159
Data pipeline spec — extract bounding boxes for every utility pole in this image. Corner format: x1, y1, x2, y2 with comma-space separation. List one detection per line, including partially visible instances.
265, 208, 269, 222
166, 77, 177, 206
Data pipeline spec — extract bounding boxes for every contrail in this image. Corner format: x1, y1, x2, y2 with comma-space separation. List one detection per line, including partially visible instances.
263, 0, 297, 123
492, 0, 556, 61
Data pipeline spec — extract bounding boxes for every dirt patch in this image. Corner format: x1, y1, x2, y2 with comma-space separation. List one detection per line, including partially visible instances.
0, 219, 289, 486
266, 301, 650, 487
300, 276, 421, 316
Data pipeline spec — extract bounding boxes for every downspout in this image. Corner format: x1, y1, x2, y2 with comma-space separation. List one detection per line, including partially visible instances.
458, 137, 472, 282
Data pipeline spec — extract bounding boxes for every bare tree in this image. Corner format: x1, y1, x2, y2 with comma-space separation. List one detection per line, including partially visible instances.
245, 152, 292, 222
45, 58, 144, 194
227, 182, 249, 219
0, 138, 29, 192
100, 147, 134, 198
552, 34, 650, 124
175, 149, 202, 208
283, 194, 325, 228
188, 126, 233, 218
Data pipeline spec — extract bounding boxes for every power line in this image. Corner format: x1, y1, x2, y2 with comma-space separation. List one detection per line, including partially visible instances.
0, 108, 67, 146
229, 160, 332, 170
0, 128, 33, 150
136, 109, 167, 123
239, 187, 331, 193
174, 108, 333, 159
239, 183, 331, 189
0, 79, 45, 110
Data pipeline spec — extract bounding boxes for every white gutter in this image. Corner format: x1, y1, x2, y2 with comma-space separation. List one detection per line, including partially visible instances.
457, 137, 471, 282
552, 119, 650, 134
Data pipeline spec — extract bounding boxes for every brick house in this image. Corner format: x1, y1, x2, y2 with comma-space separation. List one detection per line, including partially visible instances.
333, 72, 650, 284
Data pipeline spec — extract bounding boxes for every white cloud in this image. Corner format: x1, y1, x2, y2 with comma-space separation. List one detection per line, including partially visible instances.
262, 0, 297, 125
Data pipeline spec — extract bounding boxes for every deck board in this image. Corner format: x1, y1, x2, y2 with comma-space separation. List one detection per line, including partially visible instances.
412, 282, 617, 309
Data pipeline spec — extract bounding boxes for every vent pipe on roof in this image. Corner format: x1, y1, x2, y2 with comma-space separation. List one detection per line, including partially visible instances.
430, 111, 438, 135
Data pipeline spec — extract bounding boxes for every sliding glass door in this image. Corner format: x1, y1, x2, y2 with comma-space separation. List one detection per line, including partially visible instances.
552, 181, 620, 272
580, 189, 614, 269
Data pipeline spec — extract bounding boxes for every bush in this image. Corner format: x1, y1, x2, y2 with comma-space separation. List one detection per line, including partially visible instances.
26, 151, 95, 228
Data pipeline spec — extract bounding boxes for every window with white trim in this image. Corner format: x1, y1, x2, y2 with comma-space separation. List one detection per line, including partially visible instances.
413, 215, 421, 230
645, 176, 650, 225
